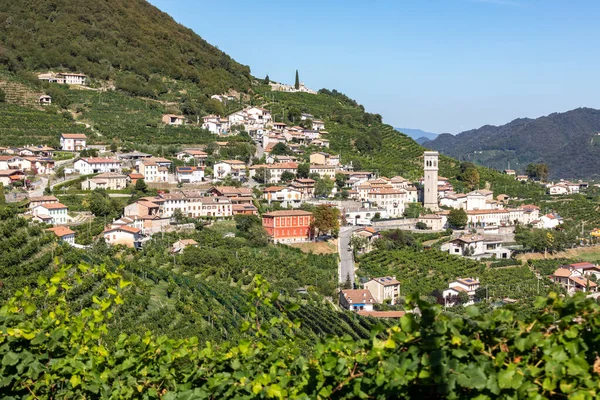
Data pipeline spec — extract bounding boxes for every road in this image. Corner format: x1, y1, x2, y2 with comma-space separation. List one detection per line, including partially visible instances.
338, 226, 360, 287
30, 174, 82, 198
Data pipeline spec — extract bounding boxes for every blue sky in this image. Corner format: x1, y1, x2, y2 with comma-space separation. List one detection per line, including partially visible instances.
149, 0, 600, 134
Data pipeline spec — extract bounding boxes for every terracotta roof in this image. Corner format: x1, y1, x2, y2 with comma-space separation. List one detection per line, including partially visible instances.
570, 275, 598, 287
61, 133, 87, 139
232, 204, 258, 211
341, 289, 375, 304
420, 214, 441, 219
46, 226, 75, 237
552, 268, 572, 278
569, 262, 597, 270
263, 186, 286, 193
128, 173, 144, 179
357, 310, 405, 318
104, 225, 141, 234
80, 157, 120, 164
0, 170, 24, 176
29, 196, 58, 202
39, 202, 67, 210
263, 210, 313, 217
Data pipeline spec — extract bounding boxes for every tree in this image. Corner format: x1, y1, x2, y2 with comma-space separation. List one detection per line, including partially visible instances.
312, 205, 340, 236
271, 142, 291, 156
459, 163, 480, 190
110, 142, 118, 152
264, 74, 270, 85
0, 183, 5, 205
294, 69, 300, 90
234, 214, 261, 234
287, 107, 301, 123
88, 190, 113, 217
0, 88, 5, 103
341, 273, 352, 289
280, 171, 295, 182
314, 178, 334, 198
526, 163, 549, 182
416, 221, 428, 230
135, 179, 147, 193
54, 165, 65, 179
448, 208, 468, 229
335, 173, 346, 190
403, 202, 424, 218
253, 167, 271, 184
296, 163, 309, 179
349, 235, 368, 255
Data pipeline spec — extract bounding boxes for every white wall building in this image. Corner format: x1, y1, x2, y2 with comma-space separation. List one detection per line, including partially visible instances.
364, 277, 400, 305
74, 158, 122, 175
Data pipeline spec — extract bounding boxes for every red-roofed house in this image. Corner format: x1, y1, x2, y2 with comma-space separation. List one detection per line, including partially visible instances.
262, 210, 313, 243
31, 202, 68, 225
552, 267, 597, 293
46, 226, 75, 245
339, 289, 375, 312
103, 225, 142, 248
364, 276, 400, 304
442, 277, 480, 306
60, 133, 87, 151
74, 158, 122, 175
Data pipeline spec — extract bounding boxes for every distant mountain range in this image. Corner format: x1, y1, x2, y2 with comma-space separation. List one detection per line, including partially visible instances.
425, 107, 600, 179
395, 128, 439, 144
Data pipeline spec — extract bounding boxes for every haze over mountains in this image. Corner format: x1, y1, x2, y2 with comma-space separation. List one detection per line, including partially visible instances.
395, 128, 439, 144
425, 108, 600, 180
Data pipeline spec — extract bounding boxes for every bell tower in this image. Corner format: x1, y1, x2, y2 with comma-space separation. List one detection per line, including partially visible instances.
423, 151, 439, 211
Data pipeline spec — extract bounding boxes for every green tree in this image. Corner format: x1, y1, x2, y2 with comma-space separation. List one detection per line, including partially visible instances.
271, 142, 291, 156
54, 165, 65, 179
335, 173, 347, 190
264, 74, 270, 84
459, 163, 480, 190
403, 202, 424, 218
0, 88, 5, 102
448, 208, 468, 229
314, 178, 334, 198
296, 163, 309, 179
287, 107, 301, 123
253, 167, 271, 184
110, 142, 118, 152
311, 204, 340, 236
294, 69, 300, 90
416, 221, 428, 230
0, 183, 5, 205
135, 179, 147, 193
88, 189, 112, 217
280, 171, 295, 182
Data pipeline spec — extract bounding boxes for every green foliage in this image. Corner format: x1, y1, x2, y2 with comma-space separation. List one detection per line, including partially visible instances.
458, 161, 480, 190
527, 163, 550, 181
403, 202, 424, 218
270, 142, 292, 156
448, 208, 468, 229
311, 205, 340, 236
294, 69, 299, 90
296, 163, 309, 179
314, 177, 334, 197
253, 167, 271, 184
515, 226, 576, 253
0, 88, 5, 102
280, 171, 295, 182
1, 263, 599, 398
134, 178, 147, 193
415, 221, 428, 230
0, 183, 5, 205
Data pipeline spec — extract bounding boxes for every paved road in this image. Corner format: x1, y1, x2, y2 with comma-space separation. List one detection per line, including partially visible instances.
30, 174, 82, 198
338, 226, 360, 287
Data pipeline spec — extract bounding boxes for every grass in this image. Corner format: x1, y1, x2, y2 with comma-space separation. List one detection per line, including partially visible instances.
517, 246, 600, 262
289, 241, 338, 255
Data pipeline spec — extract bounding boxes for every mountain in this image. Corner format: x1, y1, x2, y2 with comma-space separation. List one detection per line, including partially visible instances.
395, 127, 439, 144
0, 0, 251, 95
426, 108, 600, 179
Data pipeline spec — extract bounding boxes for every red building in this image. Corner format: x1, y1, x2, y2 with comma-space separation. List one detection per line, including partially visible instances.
262, 210, 313, 243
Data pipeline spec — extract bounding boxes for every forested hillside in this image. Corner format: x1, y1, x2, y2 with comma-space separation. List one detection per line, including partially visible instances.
0, 0, 251, 95
426, 107, 600, 179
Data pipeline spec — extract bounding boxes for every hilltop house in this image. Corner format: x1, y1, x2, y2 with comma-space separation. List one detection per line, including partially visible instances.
138, 158, 171, 183
339, 289, 375, 312
60, 133, 87, 151
364, 276, 400, 305
0, 170, 25, 187
162, 114, 185, 125
442, 278, 481, 307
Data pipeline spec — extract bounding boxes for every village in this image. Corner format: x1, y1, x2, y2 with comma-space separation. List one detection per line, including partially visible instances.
0, 71, 595, 317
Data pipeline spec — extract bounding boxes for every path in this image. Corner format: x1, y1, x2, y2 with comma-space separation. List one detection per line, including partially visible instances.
338, 226, 360, 287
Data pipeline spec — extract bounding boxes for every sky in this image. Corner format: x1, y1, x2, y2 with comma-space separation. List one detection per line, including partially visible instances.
149, 0, 600, 134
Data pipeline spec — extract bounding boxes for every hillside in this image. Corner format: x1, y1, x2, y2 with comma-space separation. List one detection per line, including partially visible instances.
0, 0, 251, 95
395, 127, 439, 144
426, 108, 600, 179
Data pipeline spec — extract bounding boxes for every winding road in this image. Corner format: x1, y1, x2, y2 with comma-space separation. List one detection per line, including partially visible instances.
338, 226, 360, 287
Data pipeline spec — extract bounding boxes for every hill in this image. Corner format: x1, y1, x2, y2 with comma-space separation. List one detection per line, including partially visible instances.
0, 0, 251, 95
395, 127, 439, 144
426, 108, 600, 179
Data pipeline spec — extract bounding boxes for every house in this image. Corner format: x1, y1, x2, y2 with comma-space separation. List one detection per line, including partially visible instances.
312, 120, 325, 131
202, 115, 229, 134
339, 289, 375, 312
516, 175, 529, 182
444, 235, 512, 259
39, 95, 52, 106
442, 278, 481, 307
138, 160, 169, 183
496, 194, 510, 204
262, 186, 303, 207
46, 226, 75, 245
103, 225, 142, 248
232, 204, 258, 215
60, 133, 87, 151
249, 162, 298, 184
162, 114, 185, 125
551, 267, 598, 293
206, 186, 253, 204
74, 158, 122, 175
290, 178, 316, 199
310, 139, 330, 148
58, 72, 87, 85
116, 151, 153, 161
540, 213, 563, 229
214, 160, 247, 181
127, 173, 144, 186
503, 169, 516, 176
31, 203, 68, 225
300, 113, 314, 120
440, 193, 468, 209
366, 188, 407, 217
29, 195, 59, 209
176, 150, 208, 165
364, 276, 401, 304
309, 164, 336, 181
81, 172, 127, 190
0, 170, 25, 186
171, 239, 198, 253
350, 227, 381, 253
262, 210, 313, 243
548, 184, 569, 195
568, 262, 600, 279
272, 122, 287, 131
345, 207, 388, 226
176, 166, 204, 183
418, 214, 443, 231
309, 152, 340, 167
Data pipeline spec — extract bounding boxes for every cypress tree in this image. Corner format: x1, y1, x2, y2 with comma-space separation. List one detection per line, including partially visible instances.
0, 183, 5, 205
294, 70, 300, 90
264, 74, 270, 84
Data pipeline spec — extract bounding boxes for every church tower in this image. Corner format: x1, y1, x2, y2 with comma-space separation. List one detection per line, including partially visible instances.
423, 151, 439, 211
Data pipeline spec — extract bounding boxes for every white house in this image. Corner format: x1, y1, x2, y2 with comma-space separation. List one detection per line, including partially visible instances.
81, 172, 127, 190
214, 160, 247, 181
31, 203, 68, 225
176, 150, 208, 165
176, 166, 204, 183
339, 289, 375, 312
59, 72, 87, 85
364, 277, 400, 305
309, 164, 336, 180
443, 235, 512, 260
103, 226, 142, 249
442, 278, 480, 307
539, 213, 563, 229
46, 226, 75, 245
29, 195, 59, 209
202, 115, 229, 134
418, 214, 443, 231
551, 267, 598, 294
162, 114, 185, 125
138, 160, 169, 183
548, 184, 569, 195
262, 186, 303, 208
74, 158, 122, 175
366, 188, 407, 217
250, 162, 298, 184
60, 134, 87, 151
312, 120, 325, 131
344, 207, 388, 226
